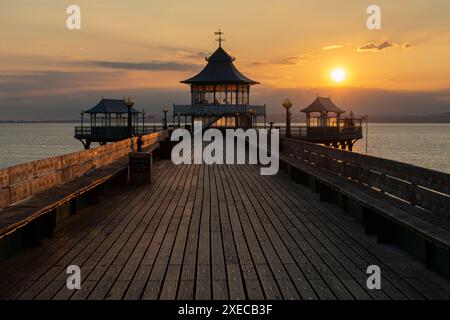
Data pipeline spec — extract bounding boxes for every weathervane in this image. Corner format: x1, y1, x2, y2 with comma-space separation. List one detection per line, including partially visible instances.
215, 29, 225, 47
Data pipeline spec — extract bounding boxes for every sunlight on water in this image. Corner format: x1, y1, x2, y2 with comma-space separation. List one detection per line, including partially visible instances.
353, 123, 450, 173
0, 123, 82, 168
0, 123, 449, 173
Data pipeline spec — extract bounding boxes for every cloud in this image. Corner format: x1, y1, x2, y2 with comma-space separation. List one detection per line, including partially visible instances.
253, 53, 317, 66
180, 51, 209, 60
322, 45, 343, 50
403, 43, 412, 49
357, 41, 396, 52
1, 75, 450, 121
83, 60, 199, 71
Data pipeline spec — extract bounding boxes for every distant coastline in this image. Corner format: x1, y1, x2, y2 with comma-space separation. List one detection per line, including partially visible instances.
1, 112, 450, 124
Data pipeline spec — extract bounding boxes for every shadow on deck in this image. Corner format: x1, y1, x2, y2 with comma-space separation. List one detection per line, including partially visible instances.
0, 160, 449, 300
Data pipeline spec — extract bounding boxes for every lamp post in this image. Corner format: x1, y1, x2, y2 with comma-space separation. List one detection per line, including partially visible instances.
124, 97, 135, 138
235, 112, 240, 128
282, 99, 293, 137
80, 111, 85, 133
142, 110, 145, 134
162, 107, 168, 130
249, 109, 255, 128
177, 113, 181, 127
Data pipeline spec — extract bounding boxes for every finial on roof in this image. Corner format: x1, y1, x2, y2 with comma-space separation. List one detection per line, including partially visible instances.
215, 29, 225, 47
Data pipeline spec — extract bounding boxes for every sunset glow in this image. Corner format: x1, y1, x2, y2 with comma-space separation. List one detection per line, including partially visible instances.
0, 0, 449, 120
331, 68, 346, 83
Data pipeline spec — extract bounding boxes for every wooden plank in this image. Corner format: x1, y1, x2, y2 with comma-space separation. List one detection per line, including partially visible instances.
0, 188, 10, 209
159, 165, 199, 300
32, 172, 62, 195
223, 165, 284, 300
122, 164, 190, 299
217, 165, 259, 300
176, 164, 204, 300
34, 157, 62, 177
9, 162, 35, 185
0, 168, 9, 189
209, 165, 228, 300
136, 165, 191, 299
9, 181, 33, 203
195, 165, 212, 300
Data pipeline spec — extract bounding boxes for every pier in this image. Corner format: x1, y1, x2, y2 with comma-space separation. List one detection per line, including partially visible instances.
0, 131, 449, 300
1, 35, 449, 301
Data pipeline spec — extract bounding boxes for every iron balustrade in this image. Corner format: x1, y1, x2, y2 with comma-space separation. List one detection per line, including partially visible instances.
172, 104, 266, 116
75, 126, 163, 139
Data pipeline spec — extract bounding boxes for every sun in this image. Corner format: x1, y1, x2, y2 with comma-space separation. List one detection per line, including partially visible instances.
331, 68, 346, 82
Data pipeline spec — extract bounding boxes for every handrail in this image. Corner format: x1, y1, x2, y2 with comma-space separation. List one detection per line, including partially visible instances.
0, 131, 168, 210
281, 137, 450, 217
173, 104, 266, 116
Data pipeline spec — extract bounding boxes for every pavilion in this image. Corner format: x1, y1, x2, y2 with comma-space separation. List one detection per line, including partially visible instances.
299, 96, 363, 151
74, 98, 149, 149
173, 30, 266, 130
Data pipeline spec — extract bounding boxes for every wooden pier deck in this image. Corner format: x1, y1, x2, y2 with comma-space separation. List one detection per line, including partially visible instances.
0, 160, 449, 300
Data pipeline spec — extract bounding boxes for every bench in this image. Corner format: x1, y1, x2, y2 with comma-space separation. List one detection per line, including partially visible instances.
0, 132, 167, 262
280, 137, 450, 280
0, 158, 129, 261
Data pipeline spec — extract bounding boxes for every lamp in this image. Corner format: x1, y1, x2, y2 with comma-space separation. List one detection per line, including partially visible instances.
162, 107, 168, 130
124, 97, 135, 137
80, 111, 85, 133
282, 99, 293, 137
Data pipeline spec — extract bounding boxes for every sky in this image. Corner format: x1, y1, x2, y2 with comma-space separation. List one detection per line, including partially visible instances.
0, 0, 449, 120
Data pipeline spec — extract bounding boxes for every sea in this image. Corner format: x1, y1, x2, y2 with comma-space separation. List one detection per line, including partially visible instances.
0, 123, 449, 173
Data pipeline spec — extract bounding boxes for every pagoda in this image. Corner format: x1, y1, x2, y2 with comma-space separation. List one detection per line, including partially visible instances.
74, 98, 150, 149
299, 96, 363, 151
173, 30, 266, 130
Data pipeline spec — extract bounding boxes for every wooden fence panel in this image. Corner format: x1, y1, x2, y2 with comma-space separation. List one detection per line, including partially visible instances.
0, 131, 165, 209
281, 137, 450, 216
0, 168, 9, 189
0, 189, 10, 209
10, 181, 33, 204
34, 156, 62, 176
9, 163, 35, 185
33, 172, 63, 194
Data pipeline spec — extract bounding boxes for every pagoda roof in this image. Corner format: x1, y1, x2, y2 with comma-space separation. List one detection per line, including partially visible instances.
301, 96, 346, 114
181, 47, 259, 85
85, 99, 141, 114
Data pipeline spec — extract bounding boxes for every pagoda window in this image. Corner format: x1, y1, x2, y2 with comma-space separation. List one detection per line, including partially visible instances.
192, 85, 215, 105
237, 84, 249, 105
226, 84, 237, 105
215, 85, 226, 105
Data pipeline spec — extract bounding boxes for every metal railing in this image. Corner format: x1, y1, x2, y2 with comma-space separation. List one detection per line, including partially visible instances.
75, 126, 163, 138
172, 104, 266, 116
272, 125, 362, 139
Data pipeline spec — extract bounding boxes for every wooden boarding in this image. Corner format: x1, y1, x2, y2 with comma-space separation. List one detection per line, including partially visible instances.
0, 159, 449, 300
